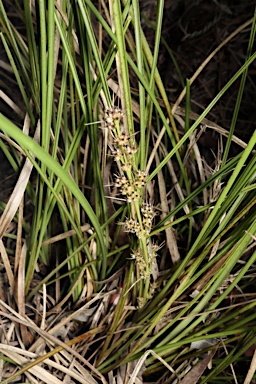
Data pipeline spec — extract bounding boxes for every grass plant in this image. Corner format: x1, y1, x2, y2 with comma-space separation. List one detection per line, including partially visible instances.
0, 1, 255, 383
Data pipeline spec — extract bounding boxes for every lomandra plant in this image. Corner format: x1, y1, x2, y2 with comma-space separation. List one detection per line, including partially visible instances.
0, 1, 255, 383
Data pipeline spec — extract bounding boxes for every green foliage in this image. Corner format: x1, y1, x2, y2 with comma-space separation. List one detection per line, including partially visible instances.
0, 1, 255, 382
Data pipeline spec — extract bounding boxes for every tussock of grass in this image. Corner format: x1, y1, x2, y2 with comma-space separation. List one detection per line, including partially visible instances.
0, 1, 256, 383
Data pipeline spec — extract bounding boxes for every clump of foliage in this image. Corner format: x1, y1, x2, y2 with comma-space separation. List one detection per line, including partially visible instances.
0, 1, 256, 383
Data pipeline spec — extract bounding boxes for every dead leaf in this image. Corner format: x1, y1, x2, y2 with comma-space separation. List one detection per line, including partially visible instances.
180, 349, 217, 384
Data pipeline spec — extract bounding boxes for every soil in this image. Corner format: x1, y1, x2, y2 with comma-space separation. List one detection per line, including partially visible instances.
141, 0, 256, 142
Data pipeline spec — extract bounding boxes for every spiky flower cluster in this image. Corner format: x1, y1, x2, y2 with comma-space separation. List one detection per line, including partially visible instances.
104, 107, 147, 203
123, 202, 155, 238
141, 203, 155, 233
105, 106, 159, 292
104, 106, 125, 129
114, 171, 147, 202
131, 242, 160, 281
105, 106, 156, 234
